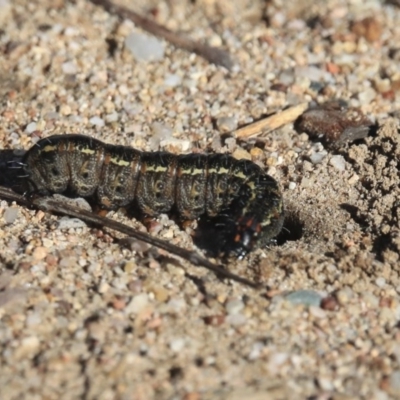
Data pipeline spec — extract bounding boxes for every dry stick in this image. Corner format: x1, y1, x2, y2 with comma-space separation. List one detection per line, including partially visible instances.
88, 0, 234, 70
0, 186, 260, 289
233, 102, 309, 139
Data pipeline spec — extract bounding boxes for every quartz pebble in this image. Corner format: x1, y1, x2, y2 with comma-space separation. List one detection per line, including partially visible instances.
3, 207, 18, 224
284, 290, 323, 307
62, 61, 77, 75
310, 151, 327, 164
389, 370, 400, 393
225, 298, 244, 315
164, 73, 182, 87
169, 337, 185, 353
126, 293, 149, 314
89, 116, 105, 127
57, 217, 87, 230
125, 32, 165, 62
25, 122, 37, 134
216, 116, 238, 133
329, 155, 346, 171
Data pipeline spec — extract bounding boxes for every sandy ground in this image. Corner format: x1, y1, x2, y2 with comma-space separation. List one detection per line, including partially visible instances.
1, 0, 400, 399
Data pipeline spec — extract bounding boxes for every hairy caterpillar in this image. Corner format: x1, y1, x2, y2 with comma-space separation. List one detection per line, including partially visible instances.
20, 134, 284, 257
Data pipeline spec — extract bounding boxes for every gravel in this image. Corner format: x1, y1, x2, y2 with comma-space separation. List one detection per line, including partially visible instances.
1, 0, 400, 399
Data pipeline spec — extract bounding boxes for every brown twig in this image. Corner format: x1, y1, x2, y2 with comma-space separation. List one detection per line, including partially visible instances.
0, 186, 260, 289
88, 0, 234, 70
233, 102, 309, 139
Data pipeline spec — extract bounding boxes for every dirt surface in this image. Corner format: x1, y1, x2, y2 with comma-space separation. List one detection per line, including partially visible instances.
1, 0, 400, 399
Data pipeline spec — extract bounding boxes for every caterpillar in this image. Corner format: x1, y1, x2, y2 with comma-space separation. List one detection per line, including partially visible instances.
19, 134, 284, 258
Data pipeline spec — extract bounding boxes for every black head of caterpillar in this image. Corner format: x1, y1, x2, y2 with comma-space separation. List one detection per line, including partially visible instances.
20, 134, 284, 258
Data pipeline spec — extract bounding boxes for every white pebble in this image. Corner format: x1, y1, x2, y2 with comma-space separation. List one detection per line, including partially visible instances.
62, 61, 77, 75
318, 377, 334, 391
390, 370, 400, 392
0, 0, 10, 12
216, 116, 238, 133
375, 277, 386, 288
89, 116, 105, 127
278, 69, 295, 85
225, 314, 247, 326
329, 155, 346, 171
57, 217, 87, 230
14, 336, 40, 359
125, 32, 165, 62
26, 313, 42, 327
126, 293, 149, 314
358, 88, 377, 105
169, 337, 185, 353
105, 112, 119, 123
25, 122, 37, 134
225, 298, 244, 315
310, 151, 327, 164
248, 341, 264, 360
288, 182, 297, 190
269, 352, 289, 367
309, 306, 327, 319
98, 281, 110, 294
167, 297, 186, 313
3, 207, 18, 224
164, 73, 182, 87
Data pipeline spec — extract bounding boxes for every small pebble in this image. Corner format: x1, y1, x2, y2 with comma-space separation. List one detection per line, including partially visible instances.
14, 336, 40, 360
3, 207, 18, 224
232, 148, 252, 160
318, 377, 334, 391
389, 370, 400, 393
164, 73, 182, 87
309, 306, 327, 319
126, 293, 149, 314
123, 261, 136, 274
152, 286, 169, 303
248, 341, 264, 360
358, 88, 377, 105
329, 155, 346, 171
32, 246, 48, 261
166, 298, 186, 313
335, 287, 354, 305
375, 277, 386, 288
125, 31, 165, 62
225, 314, 247, 326
57, 217, 87, 230
61, 61, 77, 75
216, 116, 238, 133
320, 296, 339, 311
169, 337, 185, 353
310, 151, 327, 164
203, 315, 225, 326
98, 281, 110, 294
278, 69, 295, 85
288, 182, 297, 190
105, 112, 119, 123
89, 116, 105, 127
25, 122, 37, 134
225, 298, 244, 315
284, 290, 323, 307
351, 16, 382, 43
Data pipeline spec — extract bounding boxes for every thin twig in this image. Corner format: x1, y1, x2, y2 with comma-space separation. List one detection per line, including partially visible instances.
233, 102, 309, 139
0, 186, 260, 289
89, 0, 234, 70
